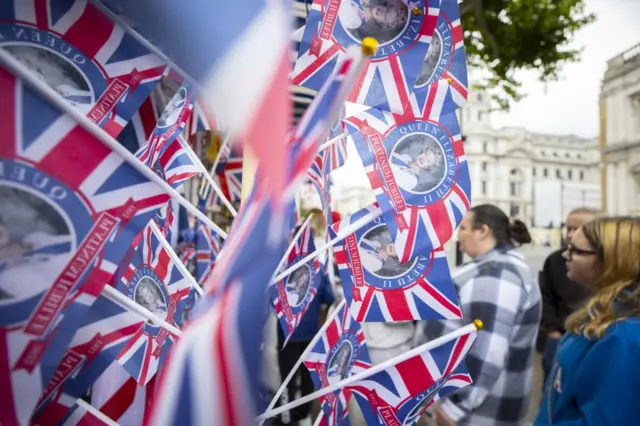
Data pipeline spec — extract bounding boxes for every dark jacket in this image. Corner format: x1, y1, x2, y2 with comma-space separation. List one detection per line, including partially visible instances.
540, 249, 591, 333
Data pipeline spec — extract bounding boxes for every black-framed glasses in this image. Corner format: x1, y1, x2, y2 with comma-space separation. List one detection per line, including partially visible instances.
566, 244, 598, 260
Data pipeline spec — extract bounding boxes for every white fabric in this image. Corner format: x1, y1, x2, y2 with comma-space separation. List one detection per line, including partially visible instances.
362, 322, 415, 351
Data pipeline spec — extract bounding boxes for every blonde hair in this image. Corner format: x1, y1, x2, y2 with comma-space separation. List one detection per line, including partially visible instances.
565, 217, 640, 339
307, 208, 326, 239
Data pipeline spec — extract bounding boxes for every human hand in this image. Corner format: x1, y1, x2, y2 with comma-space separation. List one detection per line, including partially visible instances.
548, 331, 562, 339
432, 405, 457, 426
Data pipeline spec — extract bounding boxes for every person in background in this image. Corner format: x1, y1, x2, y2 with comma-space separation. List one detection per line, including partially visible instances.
274, 223, 335, 426
536, 216, 640, 425
418, 204, 541, 426
539, 208, 598, 379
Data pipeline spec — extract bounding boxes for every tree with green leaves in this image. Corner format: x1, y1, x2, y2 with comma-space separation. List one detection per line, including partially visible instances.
460, 0, 595, 110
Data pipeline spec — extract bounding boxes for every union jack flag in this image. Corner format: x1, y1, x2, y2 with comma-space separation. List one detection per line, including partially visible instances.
303, 303, 371, 426
331, 205, 461, 322
345, 107, 471, 263
271, 221, 321, 343
195, 222, 220, 285
30, 297, 144, 425
292, 0, 441, 114
349, 328, 476, 426
0, 0, 166, 137
135, 82, 194, 166
154, 199, 176, 244
115, 224, 195, 386
0, 66, 169, 426
410, 0, 468, 119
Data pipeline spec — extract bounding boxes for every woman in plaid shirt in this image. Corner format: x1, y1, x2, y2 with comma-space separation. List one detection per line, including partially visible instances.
417, 204, 542, 426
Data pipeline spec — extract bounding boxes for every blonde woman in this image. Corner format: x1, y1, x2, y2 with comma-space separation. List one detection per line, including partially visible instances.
536, 216, 640, 425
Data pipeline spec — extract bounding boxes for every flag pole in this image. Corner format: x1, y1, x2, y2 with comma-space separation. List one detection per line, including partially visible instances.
101, 286, 182, 336
0, 48, 229, 240
256, 321, 482, 422
258, 300, 346, 426
75, 399, 119, 426
148, 221, 205, 297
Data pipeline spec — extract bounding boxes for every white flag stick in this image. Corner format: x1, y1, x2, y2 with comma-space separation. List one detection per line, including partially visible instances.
0, 48, 228, 240
318, 131, 348, 153
272, 209, 380, 284
75, 399, 119, 426
256, 322, 479, 422
101, 286, 182, 336
312, 412, 324, 426
272, 215, 313, 280
148, 221, 205, 297
180, 136, 238, 217
258, 300, 346, 426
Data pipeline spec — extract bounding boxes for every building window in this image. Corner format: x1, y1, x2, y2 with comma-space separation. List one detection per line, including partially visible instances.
483, 142, 487, 153
556, 169, 562, 179
532, 167, 536, 177
543, 168, 549, 177
481, 180, 487, 195
568, 170, 573, 180
510, 203, 520, 217
481, 161, 487, 171
509, 168, 524, 198
477, 93, 483, 102
580, 170, 585, 181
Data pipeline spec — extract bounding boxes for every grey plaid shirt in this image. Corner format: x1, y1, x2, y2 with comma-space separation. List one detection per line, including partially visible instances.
417, 246, 542, 426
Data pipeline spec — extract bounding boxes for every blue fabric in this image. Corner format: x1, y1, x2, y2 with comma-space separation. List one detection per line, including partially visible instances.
289, 272, 335, 342
542, 336, 560, 381
535, 318, 640, 425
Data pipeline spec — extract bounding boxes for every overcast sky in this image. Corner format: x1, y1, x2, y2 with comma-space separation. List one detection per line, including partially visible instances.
491, 0, 640, 138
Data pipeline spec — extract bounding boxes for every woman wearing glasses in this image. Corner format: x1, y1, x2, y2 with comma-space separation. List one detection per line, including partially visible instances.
536, 216, 640, 425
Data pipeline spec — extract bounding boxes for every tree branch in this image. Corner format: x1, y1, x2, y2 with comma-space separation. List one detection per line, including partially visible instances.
471, 0, 501, 60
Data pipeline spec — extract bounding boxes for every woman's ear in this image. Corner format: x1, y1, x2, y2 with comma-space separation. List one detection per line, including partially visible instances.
478, 224, 491, 240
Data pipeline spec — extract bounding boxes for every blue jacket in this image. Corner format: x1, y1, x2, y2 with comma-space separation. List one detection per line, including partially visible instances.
535, 317, 640, 425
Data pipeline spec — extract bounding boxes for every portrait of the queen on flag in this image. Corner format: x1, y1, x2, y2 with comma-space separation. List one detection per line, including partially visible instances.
345, 107, 471, 262
303, 303, 372, 426
115, 224, 196, 385
332, 205, 461, 323
272, 222, 322, 343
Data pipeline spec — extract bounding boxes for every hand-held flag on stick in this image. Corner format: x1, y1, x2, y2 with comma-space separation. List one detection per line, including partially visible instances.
349, 327, 477, 426
303, 303, 372, 426
345, 108, 471, 262
115, 224, 196, 386
271, 221, 322, 344
332, 205, 461, 322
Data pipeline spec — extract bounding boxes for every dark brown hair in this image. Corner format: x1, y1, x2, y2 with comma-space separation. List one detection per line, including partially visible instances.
469, 204, 532, 247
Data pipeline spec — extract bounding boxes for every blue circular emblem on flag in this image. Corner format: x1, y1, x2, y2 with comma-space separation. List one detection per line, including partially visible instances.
385, 121, 457, 203
354, 214, 433, 290
0, 161, 93, 325
332, 0, 424, 59
285, 259, 315, 312
326, 331, 359, 384
0, 24, 108, 113
397, 382, 442, 425
128, 266, 169, 333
